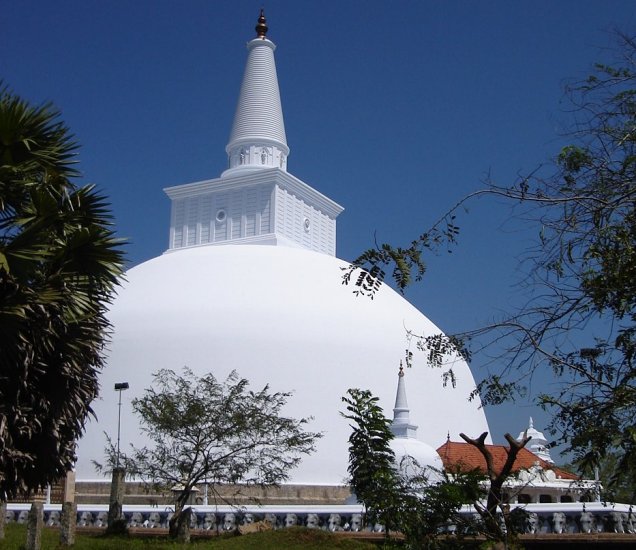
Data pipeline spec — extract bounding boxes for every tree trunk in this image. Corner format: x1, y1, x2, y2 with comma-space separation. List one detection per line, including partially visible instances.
25, 502, 43, 550
107, 467, 126, 534
59, 502, 77, 547
0, 502, 6, 540
460, 431, 531, 542
169, 506, 192, 542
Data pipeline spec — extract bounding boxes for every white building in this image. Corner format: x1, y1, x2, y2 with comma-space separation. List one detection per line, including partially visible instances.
74, 10, 490, 487
438, 417, 600, 505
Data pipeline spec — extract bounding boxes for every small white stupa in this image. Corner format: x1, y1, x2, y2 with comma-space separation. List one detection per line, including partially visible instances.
389, 364, 444, 480
517, 417, 554, 464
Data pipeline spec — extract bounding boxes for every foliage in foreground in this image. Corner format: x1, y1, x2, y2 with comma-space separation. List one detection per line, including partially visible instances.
342, 388, 487, 549
0, 85, 125, 499
2, 524, 378, 550
96, 368, 321, 537
344, 32, 636, 501
342, 389, 401, 534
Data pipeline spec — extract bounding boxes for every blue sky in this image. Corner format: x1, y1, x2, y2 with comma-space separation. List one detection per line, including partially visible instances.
3, 1, 635, 451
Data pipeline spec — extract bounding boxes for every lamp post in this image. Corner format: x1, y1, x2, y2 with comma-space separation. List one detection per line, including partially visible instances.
109, 381, 130, 530
114, 382, 129, 468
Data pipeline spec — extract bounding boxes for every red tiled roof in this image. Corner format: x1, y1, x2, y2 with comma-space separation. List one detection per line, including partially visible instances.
436, 440, 578, 481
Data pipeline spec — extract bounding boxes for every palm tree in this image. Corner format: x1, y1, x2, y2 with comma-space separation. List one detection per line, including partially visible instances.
0, 85, 126, 499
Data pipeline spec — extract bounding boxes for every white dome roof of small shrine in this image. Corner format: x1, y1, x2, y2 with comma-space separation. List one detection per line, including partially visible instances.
517, 417, 554, 464
389, 438, 444, 480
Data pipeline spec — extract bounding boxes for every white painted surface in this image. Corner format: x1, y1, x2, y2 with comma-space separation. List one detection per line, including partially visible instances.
76, 244, 490, 484
517, 417, 554, 464
224, 36, 289, 177
390, 437, 445, 480
165, 169, 342, 255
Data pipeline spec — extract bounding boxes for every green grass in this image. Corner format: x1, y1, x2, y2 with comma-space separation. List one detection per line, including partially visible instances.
2, 524, 380, 549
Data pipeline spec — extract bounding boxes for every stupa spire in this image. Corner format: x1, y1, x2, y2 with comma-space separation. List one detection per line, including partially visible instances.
391, 362, 419, 439
165, 11, 342, 256
222, 10, 289, 178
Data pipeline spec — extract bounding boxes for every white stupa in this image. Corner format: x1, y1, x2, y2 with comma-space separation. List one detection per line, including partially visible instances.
389, 364, 444, 480
75, 12, 490, 485
517, 417, 554, 464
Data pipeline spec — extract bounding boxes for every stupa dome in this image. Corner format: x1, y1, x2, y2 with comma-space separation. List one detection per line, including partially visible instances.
76, 244, 489, 484
74, 12, 490, 485
390, 438, 445, 480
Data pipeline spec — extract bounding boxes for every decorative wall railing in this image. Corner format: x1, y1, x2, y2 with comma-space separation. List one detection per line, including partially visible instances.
4, 502, 635, 535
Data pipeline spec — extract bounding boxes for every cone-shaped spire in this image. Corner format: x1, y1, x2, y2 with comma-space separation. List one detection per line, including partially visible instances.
388, 363, 443, 479
222, 10, 289, 177
391, 363, 419, 438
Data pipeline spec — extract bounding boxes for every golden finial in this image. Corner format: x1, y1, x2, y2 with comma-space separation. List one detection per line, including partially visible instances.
398, 361, 404, 377
255, 9, 268, 38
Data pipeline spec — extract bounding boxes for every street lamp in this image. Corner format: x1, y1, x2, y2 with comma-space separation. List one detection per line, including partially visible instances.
114, 382, 129, 468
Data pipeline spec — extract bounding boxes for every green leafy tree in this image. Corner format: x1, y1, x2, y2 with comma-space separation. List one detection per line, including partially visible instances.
396, 466, 486, 550
346, 32, 636, 498
0, 86, 125, 500
100, 368, 321, 538
484, 33, 636, 499
341, 388, 401, 535
563, 451, 636, 504
342, 388, 487, 549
